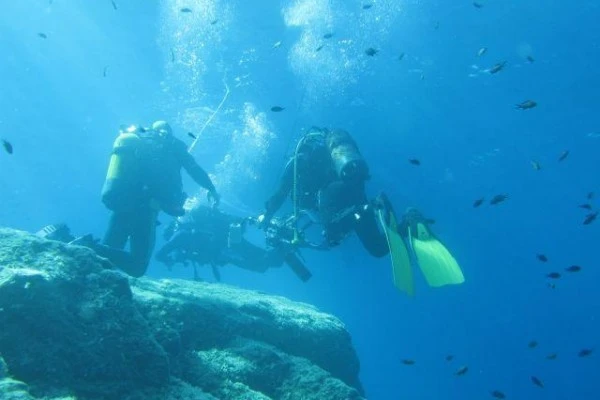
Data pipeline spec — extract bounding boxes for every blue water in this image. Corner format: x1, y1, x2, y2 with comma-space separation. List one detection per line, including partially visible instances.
1, 1, 599, 399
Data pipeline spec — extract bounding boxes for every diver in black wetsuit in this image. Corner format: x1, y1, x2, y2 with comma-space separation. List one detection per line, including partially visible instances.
257, 127, 389, 257
156, 202, 312, 282
73, 121, 220, 278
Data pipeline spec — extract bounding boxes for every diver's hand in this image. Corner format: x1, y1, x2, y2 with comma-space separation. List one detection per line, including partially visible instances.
256, 213, 271, 230
207, 190, 220, 208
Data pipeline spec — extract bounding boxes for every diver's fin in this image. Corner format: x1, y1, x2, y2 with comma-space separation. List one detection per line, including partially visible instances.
377, 208, 414, 296
409, 223, 464, 287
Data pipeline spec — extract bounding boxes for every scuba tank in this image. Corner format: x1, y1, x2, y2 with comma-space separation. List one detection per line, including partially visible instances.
326, 129, 369, 183
101, 125, 146, 211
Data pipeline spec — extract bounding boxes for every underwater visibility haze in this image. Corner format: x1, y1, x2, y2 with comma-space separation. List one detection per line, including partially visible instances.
1, 0, 600, 399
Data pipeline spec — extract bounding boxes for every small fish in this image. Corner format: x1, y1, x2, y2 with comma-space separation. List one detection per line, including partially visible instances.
272, 41, 282, 49
408, 159, 421, 166
398, 52, 405, 61
477, 47, 488, 57
587, 192, 595, 200
473, 198, 485, 208
365, 47, 378, 56
434, 21, 440, 30
210, 19, 218, 25
323, 33, 334, 39
473, 2, 483, 8
2, 139, 13, 154
445, 355, 454, 361
578, 204, 593, 210
455, 366, 469, 376
558, 150, 570, 161
546, 272, 561, 279
170, 48, 175, 62
516, 100, 537, 110
271, 106, 285, 112
578, 348, 593, 357
547, 283, 556, 289
491, 390, 506, 399
362, 3, 373, 9
526, 55, 535, 63
315, 45, 324, 52
546, 353, 558, 360
536, 254, 548, 262
103, 65, 108, 77
401, 359, 415, 365
528, 340, 538, 349
111, 0, 117, 10
187, 132, 197, 140
583, 212, 598, 225
530, 160, 541, 170
180, 7, 192, 13
565, 265, 582, 273
490, 194, 508, 205
489, 61, 507, 74
38, 32, 48, 39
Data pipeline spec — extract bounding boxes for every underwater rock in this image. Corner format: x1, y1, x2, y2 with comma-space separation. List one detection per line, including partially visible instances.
0, 228, 364, 400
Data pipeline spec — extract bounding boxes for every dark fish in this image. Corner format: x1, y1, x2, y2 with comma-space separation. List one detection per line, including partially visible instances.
180, 7, 192, 13
527, 55, 535, 63
271, 106, 285, 112
38, 32, 48, 39
528, 340, 538, 349
187, 132, 197, 140
210, 19, 218, 25
583, 212, 598, 225
323, 33, 334, 39
445, 355, 454, 361
401, 359, 415, 365
408, 159, 421, 166
398, 52, 405, 61
455, 366, 468, 376
587, 192, 595, 200
103, 66, 108, 77
516, 100, 537, 110
578, 204, 592, 210
111, 0, 117, 10
473, 2, 483, 8
578, 348, 593, 357
547, 283, 556, 289
170, 48, 175, 62
489, 61, 507, 74
536, 254, 548, 262
473, 198, 485, 208
315, 45, 324, 52
365, 47, 378, 56
434, 21, 440, 30
565, 265, 581, 273
546, 353, 557, 360
490, 194, 508, 205
362, 4, 373, 9
2, 139, 13, 154
546, 272, 561, 279
491, 390, 506, 399
558, 150, 569, 161
530, 160, 541, 170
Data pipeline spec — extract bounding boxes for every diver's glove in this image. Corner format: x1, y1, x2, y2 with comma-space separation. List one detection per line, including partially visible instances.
207, 189, 221, 208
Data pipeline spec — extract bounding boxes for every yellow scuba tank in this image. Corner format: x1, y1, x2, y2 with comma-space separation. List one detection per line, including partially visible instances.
101, 126, 145, 211
326, 129, 369, 182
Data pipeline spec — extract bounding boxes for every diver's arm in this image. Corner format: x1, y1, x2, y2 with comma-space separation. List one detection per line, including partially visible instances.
263, 158, 294, 221
177, 141, 218, 194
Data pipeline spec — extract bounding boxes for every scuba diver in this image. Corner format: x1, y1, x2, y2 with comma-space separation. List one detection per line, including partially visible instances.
155, 199, 312, 282
258, 127, 466, 296
72, 120, 220, 278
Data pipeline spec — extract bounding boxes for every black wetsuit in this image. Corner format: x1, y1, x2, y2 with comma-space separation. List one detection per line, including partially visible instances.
99, 134, 217, 277
264, 141, 389, 258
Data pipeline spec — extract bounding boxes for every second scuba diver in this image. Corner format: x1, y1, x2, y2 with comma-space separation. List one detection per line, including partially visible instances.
258, 127, 465, 295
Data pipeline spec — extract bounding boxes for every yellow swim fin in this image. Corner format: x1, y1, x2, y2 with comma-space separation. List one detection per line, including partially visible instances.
378, 209, 414, 296
409, 222, 464, 287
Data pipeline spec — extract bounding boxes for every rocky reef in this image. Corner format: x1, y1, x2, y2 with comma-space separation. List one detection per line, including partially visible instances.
0, 228, 365, 400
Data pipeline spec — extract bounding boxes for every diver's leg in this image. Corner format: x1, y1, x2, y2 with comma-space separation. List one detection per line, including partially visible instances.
355, 206, 389, 258
103, 211, 130, 249
155, 231, 194, 266
231, 240, 282, 272
125, 207, 158, 277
